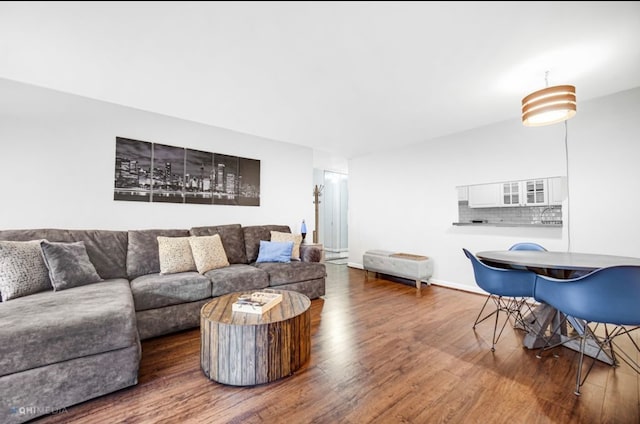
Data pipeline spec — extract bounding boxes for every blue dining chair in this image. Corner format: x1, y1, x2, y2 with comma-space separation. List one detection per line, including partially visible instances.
533, 266, 640, 395
509, 242, 547, 251
507, 242, 547, 325
463, 248, 538, 351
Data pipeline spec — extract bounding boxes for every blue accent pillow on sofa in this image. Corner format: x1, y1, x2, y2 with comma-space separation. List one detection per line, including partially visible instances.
256, 241, 294, 263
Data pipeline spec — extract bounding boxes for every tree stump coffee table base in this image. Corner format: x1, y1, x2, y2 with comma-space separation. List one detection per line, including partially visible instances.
200, 290, 311, 386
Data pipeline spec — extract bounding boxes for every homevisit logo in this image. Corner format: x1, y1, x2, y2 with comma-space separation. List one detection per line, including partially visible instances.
10, 405, 68, 415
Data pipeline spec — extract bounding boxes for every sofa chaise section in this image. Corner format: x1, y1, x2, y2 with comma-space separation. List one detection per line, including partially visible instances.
0, 279, 140, 424
0, 228, 140, 424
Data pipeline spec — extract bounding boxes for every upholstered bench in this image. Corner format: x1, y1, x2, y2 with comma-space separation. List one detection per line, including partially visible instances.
363, 250, 434, 292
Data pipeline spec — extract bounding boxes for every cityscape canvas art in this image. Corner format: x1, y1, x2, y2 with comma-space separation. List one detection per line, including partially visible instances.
114, 137, 260, 206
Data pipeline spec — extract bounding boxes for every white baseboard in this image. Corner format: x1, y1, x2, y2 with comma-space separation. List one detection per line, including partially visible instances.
427, 278, 486, 295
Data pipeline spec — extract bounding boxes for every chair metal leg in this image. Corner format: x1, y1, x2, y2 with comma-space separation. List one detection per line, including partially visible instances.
473, 295, 494, 328
536, 314, 572, 359
491, 300, 513, 352
491, 302, 500, 352
575, 331, 587, 396
533, 314, 591, 395
473, 295, 517, 351
511, 298, 537, 332
539, 320, 609, 396
608, 326, 640, 374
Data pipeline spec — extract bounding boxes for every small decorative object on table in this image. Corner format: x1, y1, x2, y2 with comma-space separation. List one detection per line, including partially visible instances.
301, 219, 307, 242
232, 291, 283, 314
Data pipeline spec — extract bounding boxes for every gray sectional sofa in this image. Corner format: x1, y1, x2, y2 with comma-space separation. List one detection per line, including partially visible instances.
0, 224, 325, 423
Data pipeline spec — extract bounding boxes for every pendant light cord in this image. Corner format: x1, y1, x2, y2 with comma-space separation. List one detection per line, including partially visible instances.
564, 119, 571, 252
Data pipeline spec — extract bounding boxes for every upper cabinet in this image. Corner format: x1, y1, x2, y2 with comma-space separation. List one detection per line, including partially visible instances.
501, 181, 521, 206
500, 179, 547, 207
523, 178, 548, 206
466, 177, 565, 208
468, 183, 501, 208
547, 176, 568, 205
457, 186, 468, 201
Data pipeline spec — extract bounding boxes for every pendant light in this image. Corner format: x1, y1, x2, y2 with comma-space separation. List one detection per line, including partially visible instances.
521, 72, 575, 251
522, 72, 576, 127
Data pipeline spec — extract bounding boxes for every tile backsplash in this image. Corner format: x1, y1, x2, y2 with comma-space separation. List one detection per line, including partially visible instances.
458, 201, 563, 225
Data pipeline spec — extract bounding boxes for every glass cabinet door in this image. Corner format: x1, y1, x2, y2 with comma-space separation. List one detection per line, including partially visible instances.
525, 179, 546, 205
503, 182, 520, 205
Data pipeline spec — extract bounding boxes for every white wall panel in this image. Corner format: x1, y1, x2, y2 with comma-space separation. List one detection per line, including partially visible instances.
0, 79, 314, 232
348, 88, 640, 291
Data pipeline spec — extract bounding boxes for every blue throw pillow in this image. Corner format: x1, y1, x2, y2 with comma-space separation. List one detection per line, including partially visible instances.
256, 241, 294, 263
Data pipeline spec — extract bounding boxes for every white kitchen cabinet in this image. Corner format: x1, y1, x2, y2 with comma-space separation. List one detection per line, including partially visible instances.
501, 181, 521, 206
457, 186, 468, 201
523, 178, 548, 206
466, 177, 562, 208
499, 179, 547, 206
548, 176, 567, 205
468, 183, 501, 208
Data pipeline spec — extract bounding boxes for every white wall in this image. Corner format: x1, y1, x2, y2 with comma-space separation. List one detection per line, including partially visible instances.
348, 87, 640, 292
0, 78, 315, 232
313, 149, 348, 174
3, 77, 638, 291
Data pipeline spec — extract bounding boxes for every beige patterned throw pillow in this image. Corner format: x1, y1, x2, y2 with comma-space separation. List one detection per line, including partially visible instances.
270, 231, 303, 260
0, 240, 52, 301
188, 235, 230, 274
157, 236, 196, 274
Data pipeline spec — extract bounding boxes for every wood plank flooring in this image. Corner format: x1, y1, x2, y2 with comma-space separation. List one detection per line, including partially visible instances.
36, 264, 639, 423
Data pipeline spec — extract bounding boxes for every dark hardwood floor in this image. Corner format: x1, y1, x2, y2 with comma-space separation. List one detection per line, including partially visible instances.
36, 264, 639, 423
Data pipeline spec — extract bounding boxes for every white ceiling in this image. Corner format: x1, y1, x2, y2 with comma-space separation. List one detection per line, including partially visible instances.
1, 1, 639, 159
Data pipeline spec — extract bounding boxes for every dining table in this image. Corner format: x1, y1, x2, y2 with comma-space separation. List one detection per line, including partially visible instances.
476, 250, 640, 364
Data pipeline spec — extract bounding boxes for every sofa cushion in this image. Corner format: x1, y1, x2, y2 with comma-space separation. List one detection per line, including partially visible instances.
205, 264, 269, 297
0, 229, 129, 280
189, 235, 229, 274
130, 272, 211, 311
256, 240, 294, 263
40, 240, 103, 291
254, 261, 327, 286
300, 244, 323, 263
127, 229, 190, 279
157, 236, 197, 274
189, 224, 247, 264
0, 279, 138, 377
0, 240, 52, 301
276, 278, 326, 300
242, 225, 291, 263
136, 299, 210, 341
270, 231, 303, 259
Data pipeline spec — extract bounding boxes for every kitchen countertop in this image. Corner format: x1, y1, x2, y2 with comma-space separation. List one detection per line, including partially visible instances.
452, 222, 562, 228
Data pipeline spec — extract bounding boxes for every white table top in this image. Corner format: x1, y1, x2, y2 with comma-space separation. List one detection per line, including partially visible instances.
476, 250, 640, 272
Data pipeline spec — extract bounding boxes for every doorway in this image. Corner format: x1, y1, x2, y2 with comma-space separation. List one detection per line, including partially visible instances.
319, 170, 348, 261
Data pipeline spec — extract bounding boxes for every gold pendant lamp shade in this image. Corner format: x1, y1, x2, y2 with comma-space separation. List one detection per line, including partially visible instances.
521, 84, 576, 127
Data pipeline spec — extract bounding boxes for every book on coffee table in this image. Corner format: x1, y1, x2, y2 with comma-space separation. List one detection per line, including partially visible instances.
232, 291, 283, 314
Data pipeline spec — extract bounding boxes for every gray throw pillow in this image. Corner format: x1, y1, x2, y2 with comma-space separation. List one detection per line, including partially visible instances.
40, 240, 103, 291
0, 240, 52, 301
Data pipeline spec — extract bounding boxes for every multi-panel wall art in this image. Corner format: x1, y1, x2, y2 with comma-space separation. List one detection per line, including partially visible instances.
114, 137, 260, 206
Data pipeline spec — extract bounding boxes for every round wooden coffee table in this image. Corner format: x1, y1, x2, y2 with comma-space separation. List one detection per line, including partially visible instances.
200, 289, 311, 386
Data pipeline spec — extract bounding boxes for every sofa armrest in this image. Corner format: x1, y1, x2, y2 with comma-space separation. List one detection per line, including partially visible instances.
300, 245, 322, 263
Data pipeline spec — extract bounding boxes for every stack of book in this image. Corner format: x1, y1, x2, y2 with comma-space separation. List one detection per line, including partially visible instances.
232, 291, 283, 314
